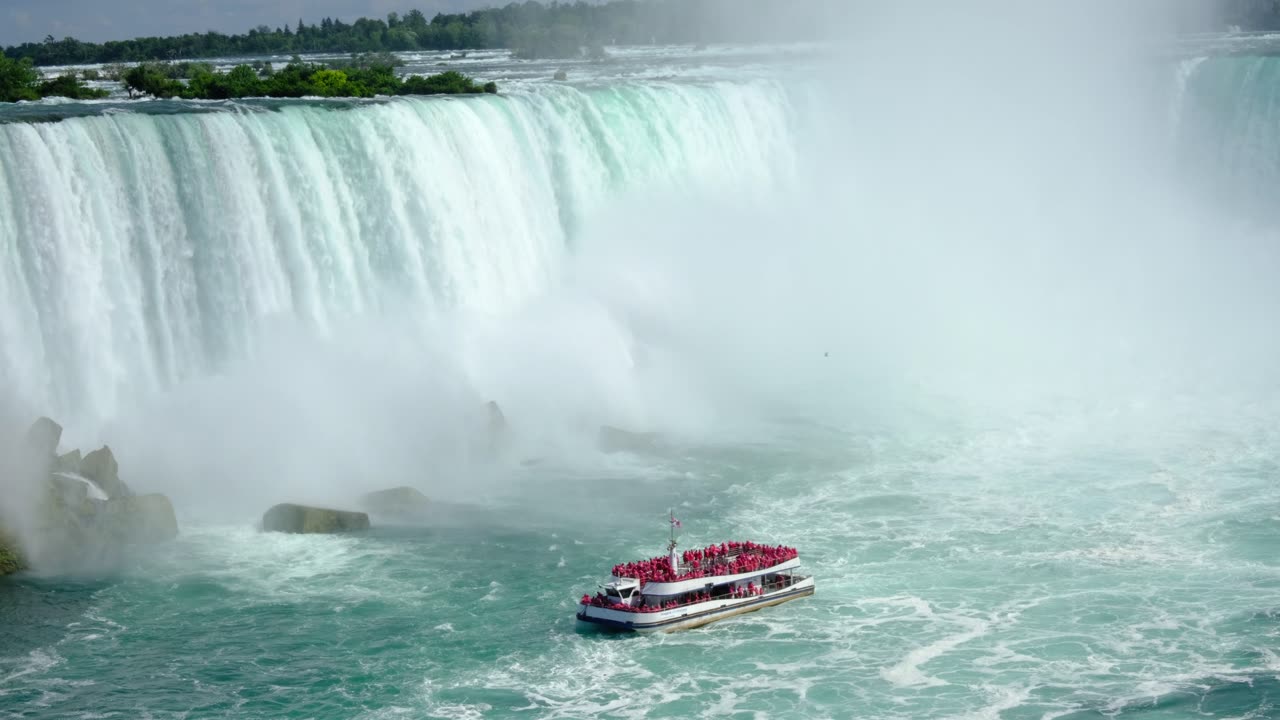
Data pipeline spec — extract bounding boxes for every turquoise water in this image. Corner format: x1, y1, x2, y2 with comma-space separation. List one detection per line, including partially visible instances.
4, 37, 1280, 720
4, 404, 1280, 718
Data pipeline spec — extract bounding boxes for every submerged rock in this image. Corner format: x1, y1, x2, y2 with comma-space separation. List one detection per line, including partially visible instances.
598, 425, 661, 454
263, 504, 370, 534
361, 487, 430, 519
80, 446, 133, 499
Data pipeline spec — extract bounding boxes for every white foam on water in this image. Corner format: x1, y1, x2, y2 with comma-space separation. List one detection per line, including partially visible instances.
950, 684, 1034, 720
0, 648, 62, 685
134, 523, 420, 606
882, 615, 992, 688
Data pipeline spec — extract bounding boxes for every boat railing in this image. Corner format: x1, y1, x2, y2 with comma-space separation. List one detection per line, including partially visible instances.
611, 543, 800, 586
581, 571, 806, 615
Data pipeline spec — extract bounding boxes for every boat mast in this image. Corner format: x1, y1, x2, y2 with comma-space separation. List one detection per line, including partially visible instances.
667, 508, 679, 574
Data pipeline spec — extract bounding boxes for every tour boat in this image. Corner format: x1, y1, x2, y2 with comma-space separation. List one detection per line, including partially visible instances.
575, 514, 815, 633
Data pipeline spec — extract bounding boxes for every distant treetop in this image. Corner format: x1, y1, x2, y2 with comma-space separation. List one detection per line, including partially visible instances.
2, 0, 820, 67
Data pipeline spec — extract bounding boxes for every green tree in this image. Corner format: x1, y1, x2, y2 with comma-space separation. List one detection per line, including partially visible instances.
36, 73, 108, 99
122, 63, 184, 98
309, 68, 351, 96
0, 55, 39, 102
3, 0, 821, 67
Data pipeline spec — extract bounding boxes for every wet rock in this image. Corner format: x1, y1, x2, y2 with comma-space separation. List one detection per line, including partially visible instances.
53, 449, 82, 474
361, 487, 430, 520
80, 446, 133, 499
25, 417, 62, 462
8, 418, 179, 573
598, 425, 661, 454
553, 69, 568, 81
47, 473, 93, 509
101, 494, 178, 544
485, 400, 510, 456
487, 401, 507, 435
34, 475, 103, 562
263, 504, 370, 534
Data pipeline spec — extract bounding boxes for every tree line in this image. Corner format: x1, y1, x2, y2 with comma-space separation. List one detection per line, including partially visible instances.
0, 57, 106, 102
123, 61, 495, 100
1223, 0, 1280, 29
2, 0, 818, 66
0, 53, 494, 103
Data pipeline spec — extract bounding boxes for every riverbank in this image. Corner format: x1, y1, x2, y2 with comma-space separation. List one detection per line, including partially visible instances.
0, 55, 494, 103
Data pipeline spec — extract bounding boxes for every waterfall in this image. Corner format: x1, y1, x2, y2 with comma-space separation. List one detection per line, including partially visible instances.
0, 80, 799, 421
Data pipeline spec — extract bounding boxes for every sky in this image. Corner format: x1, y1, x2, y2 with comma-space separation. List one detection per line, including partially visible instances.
0, 0, 500, 47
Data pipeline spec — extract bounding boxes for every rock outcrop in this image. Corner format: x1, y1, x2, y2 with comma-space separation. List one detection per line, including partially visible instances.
101, 494, 178, 544
79, 446, 132, 499
485, 400, 510, 457
25, 416, 62, 461
553, 69, 568, 81
360, 487, 430, 519
53, 449, 82, 474
2, 418, 178, 576
597, 425, 661, 454
487, 401, 507, 435
263, 504, 370, 534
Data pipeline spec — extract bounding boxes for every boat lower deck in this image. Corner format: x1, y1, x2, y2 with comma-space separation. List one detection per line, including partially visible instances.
576, 576, 815, 633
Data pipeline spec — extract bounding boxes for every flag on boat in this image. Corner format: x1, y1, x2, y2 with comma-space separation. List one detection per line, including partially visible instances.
671, 516, 681, 528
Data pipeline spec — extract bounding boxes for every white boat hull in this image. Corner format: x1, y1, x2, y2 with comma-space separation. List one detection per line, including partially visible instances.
576, 576, 815, 633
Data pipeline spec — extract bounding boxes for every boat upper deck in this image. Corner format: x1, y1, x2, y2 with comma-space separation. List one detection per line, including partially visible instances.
611, 541, 799, 585
582, 570, 809, 615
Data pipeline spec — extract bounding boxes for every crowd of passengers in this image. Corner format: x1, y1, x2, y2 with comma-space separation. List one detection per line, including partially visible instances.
581, 579, 784, 613
609, 541, 799, 585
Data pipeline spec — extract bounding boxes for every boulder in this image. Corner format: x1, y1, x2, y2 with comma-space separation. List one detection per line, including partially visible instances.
7, 419, 178, 573
485, 400, 510, 456
25, 417, 62, 462
53, 449, 82, 474
553, 69, 568, 81
101, 494, 178, 544
47, 473, 94, 511
360, 487, 430, 519
487, 401, 507, 435
30, 480, 179, 570
598, 425, 661, 454
263, 504, 370, 534
51, 472, 108, 501
33, 475, 103, 562
80, 446, 133, 499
